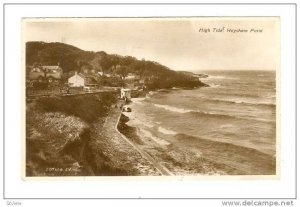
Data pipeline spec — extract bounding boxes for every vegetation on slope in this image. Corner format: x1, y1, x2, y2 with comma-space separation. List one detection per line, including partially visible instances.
26, 41, 208, 89
26, 92, 134, 176
35, 92, 117, 123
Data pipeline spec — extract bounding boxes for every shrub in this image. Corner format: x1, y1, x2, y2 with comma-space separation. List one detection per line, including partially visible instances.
36, 92, 117, 123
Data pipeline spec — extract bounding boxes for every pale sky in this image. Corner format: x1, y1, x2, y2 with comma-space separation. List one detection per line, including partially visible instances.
24, 18, 280, 71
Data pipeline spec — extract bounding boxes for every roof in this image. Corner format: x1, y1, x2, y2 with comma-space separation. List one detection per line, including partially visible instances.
78, 73, 96, 78
46, 74, 61, 79
121, 88, 131, 92
76, 73, 98, 85
41, 66, 62, 70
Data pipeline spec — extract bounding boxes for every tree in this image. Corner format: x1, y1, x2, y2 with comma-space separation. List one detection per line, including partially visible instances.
99, 55, 113, 74
115, 66, 128, 79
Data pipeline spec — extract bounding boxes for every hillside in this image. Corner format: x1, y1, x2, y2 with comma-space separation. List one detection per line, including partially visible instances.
26, 41, 95, 73
26, 41, 208, 89
26, 92, 160, 176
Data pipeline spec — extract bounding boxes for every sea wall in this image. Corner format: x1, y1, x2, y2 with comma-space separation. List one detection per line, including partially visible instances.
117, 114, 144, 145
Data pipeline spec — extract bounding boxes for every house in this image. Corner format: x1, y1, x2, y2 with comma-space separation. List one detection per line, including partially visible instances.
68, 72, 98, 87
120, 88, 131, 100
133, 78, 147, 90
44, 66, 63, 84
123, 73, 144, 89
124, 73, 136, 80
43, 66, 63, 79
27, 66, 43, 80
27, 65, 63, 85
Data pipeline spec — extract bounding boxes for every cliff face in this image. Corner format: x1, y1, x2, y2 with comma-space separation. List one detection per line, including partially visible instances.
26, 92, 122, 176
26, 92, 161, 176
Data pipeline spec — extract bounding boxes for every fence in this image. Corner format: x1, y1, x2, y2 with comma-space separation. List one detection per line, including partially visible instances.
26, 86, 118, 99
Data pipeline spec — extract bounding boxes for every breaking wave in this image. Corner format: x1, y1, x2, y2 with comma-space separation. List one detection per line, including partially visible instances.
158, 126, 177, 135
205, 75, 240, 80
154, 104, 192, 113
153, 103, 272, 122
174, 133, 276, 174
204, 98, 276, 107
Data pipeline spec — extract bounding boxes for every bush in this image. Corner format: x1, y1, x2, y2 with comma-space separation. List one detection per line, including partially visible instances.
36, 92, 117, 123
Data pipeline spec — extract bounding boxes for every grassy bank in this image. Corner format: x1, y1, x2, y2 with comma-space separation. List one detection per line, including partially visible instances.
35, 92, 117, 123
26, 92, 134, 176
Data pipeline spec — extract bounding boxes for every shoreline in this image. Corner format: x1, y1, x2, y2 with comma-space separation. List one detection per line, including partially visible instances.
116, 101, 231, 175
116, 87, 276, 176
117, 110, 276, 175
115, 113, 173, 175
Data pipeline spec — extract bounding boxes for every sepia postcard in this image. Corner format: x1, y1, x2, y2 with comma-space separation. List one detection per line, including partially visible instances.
23, 17, 280, 179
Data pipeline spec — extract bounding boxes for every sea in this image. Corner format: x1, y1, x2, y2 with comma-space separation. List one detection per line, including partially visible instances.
125, 70, 276, 175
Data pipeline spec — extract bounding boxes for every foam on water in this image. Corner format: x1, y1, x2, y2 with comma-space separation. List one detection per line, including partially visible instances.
125, 71, 276, 174
139, 128, 170, 146
131, 97, 146, 105
123, 112, 155, 128
158, 126, 177, 135
154, 104, 192, 113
